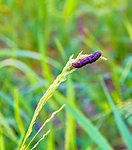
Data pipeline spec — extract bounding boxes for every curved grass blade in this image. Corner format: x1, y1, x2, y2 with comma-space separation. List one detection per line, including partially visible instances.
0, 49, 62, 69
0, 58, 40, 83
0, 49, 41, 60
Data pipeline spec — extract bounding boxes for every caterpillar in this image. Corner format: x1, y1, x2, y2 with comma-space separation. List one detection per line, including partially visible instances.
72, 51, 102, 68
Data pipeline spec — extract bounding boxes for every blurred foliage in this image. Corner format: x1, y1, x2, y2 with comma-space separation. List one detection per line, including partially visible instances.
0, 0, 132, 150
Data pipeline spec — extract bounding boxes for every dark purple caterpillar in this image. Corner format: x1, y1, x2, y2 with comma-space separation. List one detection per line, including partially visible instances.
72, 51, 102, 68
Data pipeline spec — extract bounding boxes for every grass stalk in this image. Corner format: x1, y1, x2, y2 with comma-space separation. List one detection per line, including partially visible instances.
19, 52, 82, 149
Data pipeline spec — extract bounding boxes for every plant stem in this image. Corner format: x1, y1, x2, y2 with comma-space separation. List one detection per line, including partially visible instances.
20, 54, 76, 150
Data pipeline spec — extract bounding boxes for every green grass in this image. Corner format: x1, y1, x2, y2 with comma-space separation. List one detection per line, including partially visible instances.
0, 0, 132, 149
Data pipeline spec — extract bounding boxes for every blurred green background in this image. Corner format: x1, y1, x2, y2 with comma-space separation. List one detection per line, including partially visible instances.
0, 0, 132, 150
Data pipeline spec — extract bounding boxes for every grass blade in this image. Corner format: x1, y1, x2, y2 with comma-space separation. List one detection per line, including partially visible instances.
67, 104, 113, 150
14, 88, 25, 135
100, 77, 132, 150
0, 128, 5, 150
65, 77, 76, 150
0, 58, 40, 82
